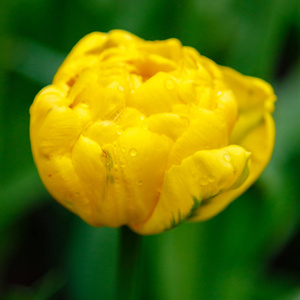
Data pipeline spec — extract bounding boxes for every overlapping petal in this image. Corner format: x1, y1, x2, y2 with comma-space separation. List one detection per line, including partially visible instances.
133, 146, 250, 234
30, 30, 275, 235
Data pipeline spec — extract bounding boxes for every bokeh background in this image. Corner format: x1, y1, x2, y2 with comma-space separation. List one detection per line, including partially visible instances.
1, 0, 300, 299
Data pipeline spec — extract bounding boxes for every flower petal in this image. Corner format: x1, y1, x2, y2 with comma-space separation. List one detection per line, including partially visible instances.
220, 66, 276, 112
189, 114, 275, 221
147, 113, 189, 141
133, 145, 250, 234
127, 72, 182, 115
30, 85, 68, 139
34, 154, 92, 223
167, 108, 228, 167
100, 128, 173, 227
71, 135, 107, 226
33, 107, 81, 157
84, 121, 120, 146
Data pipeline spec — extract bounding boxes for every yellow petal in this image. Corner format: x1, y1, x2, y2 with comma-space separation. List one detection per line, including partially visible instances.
127, 72, 182, 115
147, 113, 189, 141
69, 68, 128, 121
63, 32, 107, 58
189, 114, 275, 221
133, 145, 250, 234
114, 107, 146, 129
34, 153, 92, 223
215, 89, 238, 134
53, 55, 99, 89
98, 127, 173, 227
167, 108, 228, 167
33, 107, 81, 157
84, 121, 120, 146
185, 66, 275, 222
30, 85, 68, 139
106, 29, 144, 46
71, 135, 107, 226
138, 38, 183, 62
220, 66, 276, 112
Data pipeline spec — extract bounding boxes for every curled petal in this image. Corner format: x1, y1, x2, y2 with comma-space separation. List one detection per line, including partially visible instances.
220, 66, 276, 112
147, 113, 189, 141
105, 128, 173, 227
134, 146, 250, 234
35, 154, 92, 223
190, 114, 275, 221
71, 135, 107, 226
127, 72, 182, 115
33, 107, 81, 157
167, 108, 228, 167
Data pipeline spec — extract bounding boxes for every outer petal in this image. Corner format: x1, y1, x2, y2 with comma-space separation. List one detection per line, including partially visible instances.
32, 107, 81, 157
189, 114, 275, 221
71, 135, 107, 226
187, 66, 276, 221
220, 66, 276, 112
29, 85, 69, 138
106, 128, 173, 227
71, 127, 173, 228
33, 153, 92, 224
133, 146, 250, 235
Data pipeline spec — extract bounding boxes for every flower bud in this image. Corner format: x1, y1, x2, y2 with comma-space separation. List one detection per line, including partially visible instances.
30, 30, 275, 234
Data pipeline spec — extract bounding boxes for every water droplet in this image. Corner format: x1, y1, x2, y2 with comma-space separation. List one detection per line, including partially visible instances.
118, 85, 124, 92
120, 163, 126, 168
121, 147, 126, 153
217, 91, 222, 96
140, 115, 145, 121
165, 78, 175, 90
137, 180, 143, 186
224, 153, 231, 162
75, 192, 79, 196
200, 176, 209, 185
129, 148, 138, 157
208, 174, 215, 182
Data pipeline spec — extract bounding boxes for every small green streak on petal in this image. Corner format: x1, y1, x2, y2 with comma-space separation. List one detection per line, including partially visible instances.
165, 196, 203, 231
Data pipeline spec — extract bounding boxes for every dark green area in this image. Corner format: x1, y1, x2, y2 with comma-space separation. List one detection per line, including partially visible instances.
1, 0, 300, 299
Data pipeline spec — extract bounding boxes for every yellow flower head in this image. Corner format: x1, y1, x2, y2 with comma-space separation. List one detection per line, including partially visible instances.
30, 30, 276, 235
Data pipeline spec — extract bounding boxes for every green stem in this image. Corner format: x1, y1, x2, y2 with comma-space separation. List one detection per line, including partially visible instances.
117, 226, 142, 300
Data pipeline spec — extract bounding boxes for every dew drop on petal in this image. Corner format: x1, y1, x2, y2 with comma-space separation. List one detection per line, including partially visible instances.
208, 174, 215, 182
217, 91, 222, 96
137, 180, 143, 186
165, 78, 175, 90
224, 153, 231, 162
129, 148, 138, 157
121, 147, 126, 153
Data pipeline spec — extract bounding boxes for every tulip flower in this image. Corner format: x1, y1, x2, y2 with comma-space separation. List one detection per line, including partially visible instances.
30, 30, 275, 235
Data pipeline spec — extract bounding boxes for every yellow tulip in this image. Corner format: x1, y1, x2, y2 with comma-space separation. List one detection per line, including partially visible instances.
30, 30, 275, 235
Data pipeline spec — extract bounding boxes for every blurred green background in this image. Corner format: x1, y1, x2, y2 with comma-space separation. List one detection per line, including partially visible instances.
1, 0, 300, 299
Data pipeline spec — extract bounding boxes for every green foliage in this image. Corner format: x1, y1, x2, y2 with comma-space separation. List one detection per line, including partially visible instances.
1, 0, 300, 299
